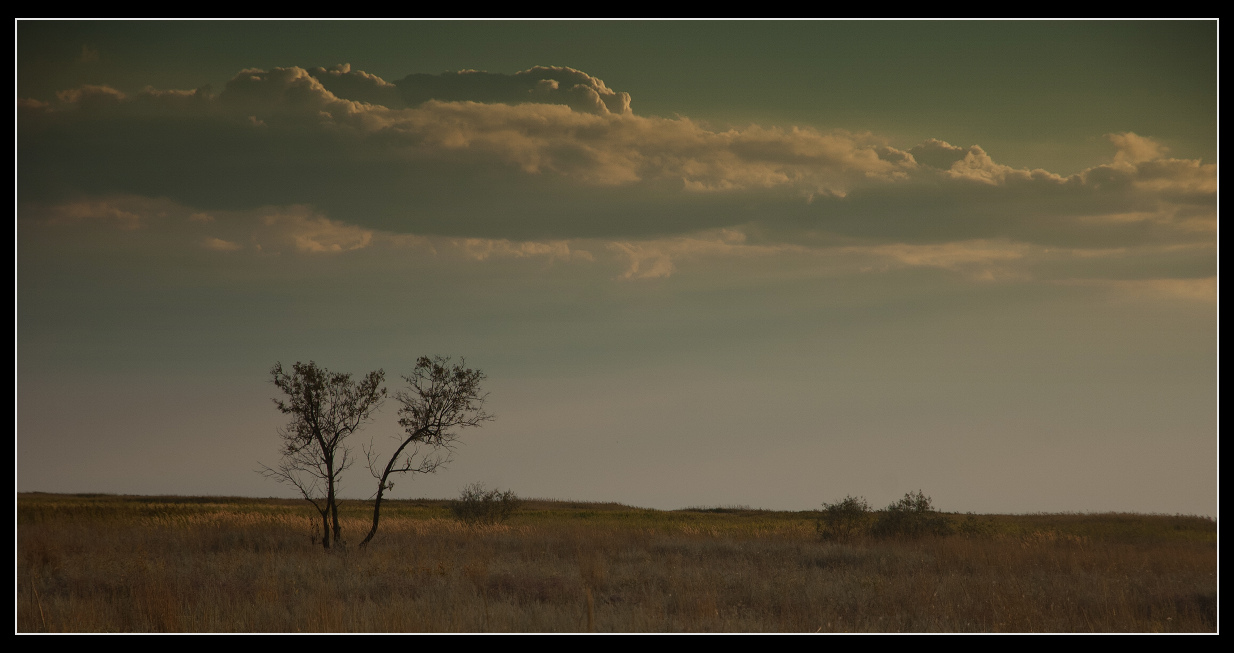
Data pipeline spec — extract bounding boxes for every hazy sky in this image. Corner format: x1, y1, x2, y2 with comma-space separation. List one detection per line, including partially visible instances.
16, 20, 1218, 516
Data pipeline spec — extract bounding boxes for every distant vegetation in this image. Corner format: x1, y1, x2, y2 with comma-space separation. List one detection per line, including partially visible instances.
817, 491, 956, 540
450, 483, 522, 526
17, 492, 1216, 632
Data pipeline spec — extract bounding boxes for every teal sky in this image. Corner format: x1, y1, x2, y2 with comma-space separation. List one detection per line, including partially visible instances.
16, 20, 1218, 516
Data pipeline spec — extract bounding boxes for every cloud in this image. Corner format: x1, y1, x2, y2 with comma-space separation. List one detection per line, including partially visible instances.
1082, 133, 1217, 197
202, 236, 242, 252
605, 228, 803, 279
307, 63, 404, 109
1057, 276, 1218, 303
17, 65, 1216, 266
450, 237, 593, 263
218, 66, 373, 126
255, 207, 375, 253
847, 240, 1031, 276
18, 191, 1216, 296
28, 196, 161, 230
1108, 132, 1169, 166
18, 65, 918, 239
53, 84, 126, 109
391, 66, 633, 115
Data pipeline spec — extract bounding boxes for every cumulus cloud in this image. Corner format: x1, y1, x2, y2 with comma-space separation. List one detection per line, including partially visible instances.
391, 66, 632, 115
1109, 132, 1169, 166
307, 63, 404, 109
1083, 132, 1217, 197
18, 64, 925, 238
19, 63, 907, 193
218, 66, 376, 127
17, 64, 1216, 284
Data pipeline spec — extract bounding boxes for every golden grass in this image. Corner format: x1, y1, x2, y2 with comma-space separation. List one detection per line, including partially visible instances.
16, 493, 1217, 633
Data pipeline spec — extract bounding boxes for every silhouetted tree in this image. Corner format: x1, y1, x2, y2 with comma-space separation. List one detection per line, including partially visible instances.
260, 361, 385, 549
360, 356, 493, 549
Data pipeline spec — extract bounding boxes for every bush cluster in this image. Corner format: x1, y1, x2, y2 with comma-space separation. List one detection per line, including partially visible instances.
817, 490, 953, 540
450, 483, 522, 526
816, 495, 872, 541
870, 490, 953, 538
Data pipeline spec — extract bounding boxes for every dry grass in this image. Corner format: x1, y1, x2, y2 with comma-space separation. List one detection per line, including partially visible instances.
15, 493, 1217, 633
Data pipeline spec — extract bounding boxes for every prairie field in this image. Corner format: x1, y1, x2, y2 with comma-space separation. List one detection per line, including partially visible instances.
16, 493, 1217, 633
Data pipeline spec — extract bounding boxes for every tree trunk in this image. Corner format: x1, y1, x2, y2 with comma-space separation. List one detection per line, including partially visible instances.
359, 486, 386, 549
320, 507, 331, 549
326, 459, 342, 547
360, 429, 429, 550
331, 500, 342, 544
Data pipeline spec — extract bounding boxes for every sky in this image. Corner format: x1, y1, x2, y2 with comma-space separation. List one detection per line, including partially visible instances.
16, 20, 1218, 516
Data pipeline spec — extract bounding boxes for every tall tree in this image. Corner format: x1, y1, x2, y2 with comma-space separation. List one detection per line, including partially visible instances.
260, 361, 385, 549
359, 356, 493, 549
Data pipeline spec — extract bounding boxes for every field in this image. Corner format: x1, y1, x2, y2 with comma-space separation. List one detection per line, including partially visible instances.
16, 493, 1218, 633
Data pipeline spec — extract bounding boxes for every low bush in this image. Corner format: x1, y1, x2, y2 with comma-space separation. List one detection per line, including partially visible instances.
871, 490, 952, 538
816, 495, 873, 541
450, 483, 522, 526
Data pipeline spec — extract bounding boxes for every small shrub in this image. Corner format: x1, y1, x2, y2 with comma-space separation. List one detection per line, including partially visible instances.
816, 495, 872, 541
450, 483, 522, 526
871, 490, 952, 538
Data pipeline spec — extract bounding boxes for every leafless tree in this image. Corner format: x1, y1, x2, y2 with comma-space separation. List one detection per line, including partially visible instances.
359, 356, 493, 549
260, 361, 385, 549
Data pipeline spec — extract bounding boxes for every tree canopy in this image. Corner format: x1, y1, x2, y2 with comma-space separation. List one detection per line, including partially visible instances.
261, 361, 385, 549
360, 356, 493, 548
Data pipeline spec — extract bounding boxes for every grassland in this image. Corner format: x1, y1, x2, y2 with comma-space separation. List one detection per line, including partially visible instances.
16, 493, 1217, 633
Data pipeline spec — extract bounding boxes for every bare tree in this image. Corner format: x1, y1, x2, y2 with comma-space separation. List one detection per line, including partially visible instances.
260, 361, 385, 549
359, 356, 493, 549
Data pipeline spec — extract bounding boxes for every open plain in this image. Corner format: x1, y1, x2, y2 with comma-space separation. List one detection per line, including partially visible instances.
15, 493, 1217, 633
